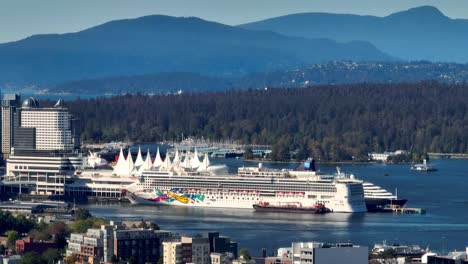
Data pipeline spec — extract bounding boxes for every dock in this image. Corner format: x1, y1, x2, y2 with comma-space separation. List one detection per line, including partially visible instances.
383, 205, 426, 214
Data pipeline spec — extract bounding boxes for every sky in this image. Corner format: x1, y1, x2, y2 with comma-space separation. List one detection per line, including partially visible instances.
1, 0, 468, 43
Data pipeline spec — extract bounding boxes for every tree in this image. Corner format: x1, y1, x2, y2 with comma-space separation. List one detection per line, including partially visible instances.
243, 147, 254, 160
0, 211, 37, 234
6, 230, 19, 247
74, 208, 92, 220
138, 221, 148, 228
66, 82, 468, 161
42, 248, 62, 264
72, 219, 93, 233
239, 248, 252, 261
66, 253, 78, 264
72, 217, 106, 233
28, 229, 50, 241
0, 244, 5, 255
20, 252, 45, 264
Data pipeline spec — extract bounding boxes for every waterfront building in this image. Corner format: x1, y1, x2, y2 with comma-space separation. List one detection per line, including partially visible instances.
203, 232, 238, 258
181, 236, 211, 264
277, 248, 292, 258
291, 242, 368, 264
1, 94, 21, 159
163, 236, 210, 264
3, 97, 83, 196
67, 222, 172, 264
4, 152, 83, 195
18, 98, 79, 151
368, 150, 407, 162
64, 171, 136, 199
262, 257, 292, 264
210, 253, 236, 264
15, 237, 59, 254
163, 241, 193, 264
112, 227, 169, 263
67, 229, 105, 263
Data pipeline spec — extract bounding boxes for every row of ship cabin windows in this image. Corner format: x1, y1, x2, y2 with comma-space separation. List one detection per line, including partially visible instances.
151, 183, 336, 192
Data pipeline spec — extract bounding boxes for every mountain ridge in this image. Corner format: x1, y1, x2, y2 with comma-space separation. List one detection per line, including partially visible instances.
0, 15, 390, 88
240, 6, 468, 62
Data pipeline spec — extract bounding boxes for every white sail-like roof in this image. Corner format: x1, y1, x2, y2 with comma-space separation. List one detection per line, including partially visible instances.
161, 154, 172, 170
197, 153, 211, 172
137, 149, 153, 175
173, 149, 180, 165
152, 147, 163, 168
134, 146, 144, 167
126, 148, 135, 176
113, 148, 135, 176
113, 148, 126, 174
181, 152, 191, 169
191, 148, 201, 168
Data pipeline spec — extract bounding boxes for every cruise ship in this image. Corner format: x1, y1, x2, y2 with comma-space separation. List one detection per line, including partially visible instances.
362, 182, 407, 211
123, 152, 367, 213
323, 167, 407, 211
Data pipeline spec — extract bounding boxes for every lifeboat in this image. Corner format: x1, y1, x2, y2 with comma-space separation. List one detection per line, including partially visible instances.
167, 191, 189, 204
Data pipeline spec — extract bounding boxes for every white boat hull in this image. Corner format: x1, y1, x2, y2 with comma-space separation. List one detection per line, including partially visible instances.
125, 188, 367, 213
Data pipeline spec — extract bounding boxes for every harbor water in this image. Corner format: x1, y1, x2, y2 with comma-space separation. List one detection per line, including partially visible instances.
83, 158, 468, 254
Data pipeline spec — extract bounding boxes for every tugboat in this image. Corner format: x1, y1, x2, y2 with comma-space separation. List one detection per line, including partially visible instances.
253, 201, 331, 214
410, 159, 437, 172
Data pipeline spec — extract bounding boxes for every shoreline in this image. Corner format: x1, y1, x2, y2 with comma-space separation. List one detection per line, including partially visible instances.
243, 158, 378, 165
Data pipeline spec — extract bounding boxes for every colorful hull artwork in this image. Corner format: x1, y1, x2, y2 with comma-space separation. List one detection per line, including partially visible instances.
130, 188, 205, 205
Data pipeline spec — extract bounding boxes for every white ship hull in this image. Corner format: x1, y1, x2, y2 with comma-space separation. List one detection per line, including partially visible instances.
127, 193, 366, 212
124, 179, 367, 213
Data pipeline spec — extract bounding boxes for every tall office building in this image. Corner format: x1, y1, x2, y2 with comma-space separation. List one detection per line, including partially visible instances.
5, 97, 82, 195
18, 98, 76, 151
291, 242, 368, 264
1, 94, 21, 159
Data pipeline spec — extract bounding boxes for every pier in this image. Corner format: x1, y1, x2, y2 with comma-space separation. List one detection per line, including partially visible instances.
428, 152, 468, 159
383, 205, 426, 214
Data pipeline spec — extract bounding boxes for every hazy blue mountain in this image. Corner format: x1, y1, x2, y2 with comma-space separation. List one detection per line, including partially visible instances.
50, 61, 468, 94
240, 6, 468, 62
0, 15, 390, 88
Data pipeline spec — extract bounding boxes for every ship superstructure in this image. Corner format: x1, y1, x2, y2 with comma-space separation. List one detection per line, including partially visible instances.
124, 154, 367, 213
362, 182, 407, 211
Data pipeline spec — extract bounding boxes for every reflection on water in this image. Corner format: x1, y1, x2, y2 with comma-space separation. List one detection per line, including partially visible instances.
84, 158, 468, 253
91, 203, 360, 226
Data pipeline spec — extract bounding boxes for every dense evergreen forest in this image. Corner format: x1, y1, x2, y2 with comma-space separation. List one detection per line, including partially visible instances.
67, 82, 468, 161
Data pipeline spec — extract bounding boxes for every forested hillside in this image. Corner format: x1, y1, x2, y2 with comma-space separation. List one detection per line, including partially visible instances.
51, 61, 468, 94
67, 82, 468, 161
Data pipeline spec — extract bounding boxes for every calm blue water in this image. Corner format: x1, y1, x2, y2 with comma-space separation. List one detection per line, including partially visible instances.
83, 158, 468, 255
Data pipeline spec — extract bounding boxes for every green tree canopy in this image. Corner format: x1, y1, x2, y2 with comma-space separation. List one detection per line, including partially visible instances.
6, 230, 19, 247
42, 248, 62, 264
20, 252, 45, 264
239, 248, 252, 261
74, 208, 92, 220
